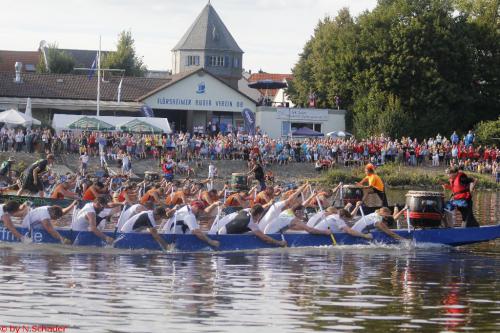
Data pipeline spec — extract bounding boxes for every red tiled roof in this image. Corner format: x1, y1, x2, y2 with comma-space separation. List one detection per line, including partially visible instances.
0, 50, 40, 72
0, 71, 170, 102
248, 73, 293, 98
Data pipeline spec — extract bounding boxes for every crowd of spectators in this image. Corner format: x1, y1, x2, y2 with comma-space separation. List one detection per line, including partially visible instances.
0, 126, 498, 180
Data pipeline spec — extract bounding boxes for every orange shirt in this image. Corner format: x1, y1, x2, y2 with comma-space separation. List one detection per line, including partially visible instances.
361, 174, 384, 192
255, 192, 271, 205
165, 191, 184, 206
225, 194, 241, 207
50, 185, 65, 199
82, 187, 96, 201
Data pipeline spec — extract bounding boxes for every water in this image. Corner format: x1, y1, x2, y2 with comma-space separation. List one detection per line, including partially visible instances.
0, 191, 497, 333
0, 245, 499, 332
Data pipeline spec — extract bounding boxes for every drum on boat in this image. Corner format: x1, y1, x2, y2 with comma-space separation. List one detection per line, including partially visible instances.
145, 171, 160, 182
231, 173, 248, 191
341, 185, 364, 206
405, 191, 444, 228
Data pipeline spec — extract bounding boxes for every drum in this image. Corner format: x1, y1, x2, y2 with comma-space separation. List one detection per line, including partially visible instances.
231, 173, 248, 191
405, 191, 444, 228
145, 171, 159, 182
342, 185, 364, 206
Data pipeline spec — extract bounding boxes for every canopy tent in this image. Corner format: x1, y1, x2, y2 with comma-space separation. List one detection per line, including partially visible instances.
119, 119, 163, 133
68, 116, 115, 131
248, 80, 288, 90
0, 108, 41, 127
52, 114, 172, 133
326, 130, 353, 138
292, 127, 324, 137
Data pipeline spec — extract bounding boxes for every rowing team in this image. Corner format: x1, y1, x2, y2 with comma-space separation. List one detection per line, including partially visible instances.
0, 183, 408, 250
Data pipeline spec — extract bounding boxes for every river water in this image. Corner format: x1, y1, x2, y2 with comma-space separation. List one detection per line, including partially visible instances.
0, 192, 498, 333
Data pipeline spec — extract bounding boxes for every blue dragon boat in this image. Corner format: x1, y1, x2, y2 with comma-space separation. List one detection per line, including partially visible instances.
0, 225, 499, 252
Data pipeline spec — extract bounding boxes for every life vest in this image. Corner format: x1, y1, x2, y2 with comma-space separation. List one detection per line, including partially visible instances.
451, 172, 471, 200
162, 163, 174, 174
225, 210, 252, 234
140, 189, 156, 205
165, 191, 184, 206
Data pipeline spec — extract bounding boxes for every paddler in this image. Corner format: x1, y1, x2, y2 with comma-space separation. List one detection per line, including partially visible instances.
312, 206, 373, 240
0, 157, 15, 184
254, 186, 275, 208
82, 181, 107, 201
17, 154, 55, 197
72, 197, 121, 245
442, 166, 479, 227
263, 204, 333, 235
0, 200, 30, 242
161, 201, 220, 248
22, 201, 77, 244
356, 163, 388, 207
216, 204, 287, 247
119, 207, 170, 251
140, 184, 165, 206
51, 177, 78, 200
165, 186, 190, 206
351, 207, 407, 241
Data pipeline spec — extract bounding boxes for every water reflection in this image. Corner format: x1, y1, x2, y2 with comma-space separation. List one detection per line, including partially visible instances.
0, 246, 499, 332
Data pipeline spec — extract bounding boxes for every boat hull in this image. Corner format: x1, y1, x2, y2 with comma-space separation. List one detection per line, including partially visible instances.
1, 225, 499, 252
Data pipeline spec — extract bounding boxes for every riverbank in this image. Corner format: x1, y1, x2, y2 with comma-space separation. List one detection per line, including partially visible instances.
1, 152, 498, 190
320, 163, 499, 190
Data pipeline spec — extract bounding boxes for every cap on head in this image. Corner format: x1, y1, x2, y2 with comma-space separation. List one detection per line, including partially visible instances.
190, 200, 206, 211
365, 163, 375, 171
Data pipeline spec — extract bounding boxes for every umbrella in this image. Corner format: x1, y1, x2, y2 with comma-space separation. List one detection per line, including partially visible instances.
248, 80, 288, 90
68, 116, 115, 131
326, 130, 353, 138
292, 127, 324, 137
119, 119, 163, 133
0, 108, 41, 127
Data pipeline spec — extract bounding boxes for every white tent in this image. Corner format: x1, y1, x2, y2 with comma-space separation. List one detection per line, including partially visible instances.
0, 109, 41, 127
52, 114, 172, 133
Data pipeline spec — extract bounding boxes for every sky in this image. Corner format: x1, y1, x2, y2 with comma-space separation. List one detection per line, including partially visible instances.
0, 0, 378, 73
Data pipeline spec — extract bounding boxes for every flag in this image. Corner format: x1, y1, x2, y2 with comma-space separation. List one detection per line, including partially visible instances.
241, 108, 256, 135
141, 105, 154, 117
117, 78, 123, 103
308, 91, 317, 108
88, 52, 98, 80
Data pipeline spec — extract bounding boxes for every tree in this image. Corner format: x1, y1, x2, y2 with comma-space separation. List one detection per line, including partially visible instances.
102, 30, 147, 76
474, 117, 500, 145
289, 0, 500, 139
39, 43, 75, 74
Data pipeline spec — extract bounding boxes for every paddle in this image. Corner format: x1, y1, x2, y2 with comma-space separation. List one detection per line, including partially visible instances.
327, 227, 337, 246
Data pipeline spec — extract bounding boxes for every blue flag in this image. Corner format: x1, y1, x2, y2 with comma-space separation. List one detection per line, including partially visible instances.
88, 52, 98, 80
141, 105, 154, 117
241, 108, 255, 135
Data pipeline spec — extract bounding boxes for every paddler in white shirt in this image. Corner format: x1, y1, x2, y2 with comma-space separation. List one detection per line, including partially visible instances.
263, 204, 332, 235
312, 206, 373, 240
119, 207, 170, 251
71, 197, 121, 245
22, 201, 77, 244
351, 206, 407, 241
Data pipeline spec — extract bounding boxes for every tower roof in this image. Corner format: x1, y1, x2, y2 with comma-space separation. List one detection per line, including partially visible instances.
173, 3, 243, 53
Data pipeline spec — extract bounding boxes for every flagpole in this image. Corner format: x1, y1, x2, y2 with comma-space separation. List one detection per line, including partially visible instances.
97, 35, 101, 119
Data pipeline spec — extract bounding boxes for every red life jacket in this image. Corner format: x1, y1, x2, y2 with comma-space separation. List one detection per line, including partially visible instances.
450, 172, 471, 200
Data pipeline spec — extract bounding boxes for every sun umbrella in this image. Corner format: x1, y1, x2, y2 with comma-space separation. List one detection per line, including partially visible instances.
0, 108, 41, 127
25, 97, 33, 129
326, 131, 353, 138
68, 116, 115, 131
248, 80, 288, 90
119, 119, 163, 133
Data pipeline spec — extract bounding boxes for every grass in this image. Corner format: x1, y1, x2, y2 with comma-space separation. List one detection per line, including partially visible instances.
321, 163, 499, 190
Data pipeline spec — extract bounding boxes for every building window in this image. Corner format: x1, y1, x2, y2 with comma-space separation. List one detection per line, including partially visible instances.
208, 56, 224, 67
233, 57, 239, 68
282, 121, 291, 137
187, 55, 200, 66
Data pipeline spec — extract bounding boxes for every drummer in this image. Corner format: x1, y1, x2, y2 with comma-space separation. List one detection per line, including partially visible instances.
442, 166, 479, 227
356, 163, 388, 207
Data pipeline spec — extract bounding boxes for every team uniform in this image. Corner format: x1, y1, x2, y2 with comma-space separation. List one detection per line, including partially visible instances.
314, 214, 348, 233
116, 204, 143, 232
218, 209, 260, 235
258, 201, 286, 232
161, 206, 200, 234
120, 211, 157, 233
264, 209, 296, 234
22, 206, 51, 230
351, 213, 382, 234
71, 203, 112, 232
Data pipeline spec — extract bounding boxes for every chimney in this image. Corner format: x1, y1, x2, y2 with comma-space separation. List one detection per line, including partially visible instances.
14, 62, 23, 83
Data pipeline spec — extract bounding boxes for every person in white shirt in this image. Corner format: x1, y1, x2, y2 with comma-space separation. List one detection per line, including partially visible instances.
22, 202, 77, 244
119, 207, 169, 251
116, 204, 147, 232
71, 197, 120, 245
162, 201, 220, 248
217, 204, 286, 247
264, 204, 332, 235
258, 182, 309, 232
208, 162, 217, 180
313, 207, 373, 240
351, 207, 407, 241
79, 152, 89, 175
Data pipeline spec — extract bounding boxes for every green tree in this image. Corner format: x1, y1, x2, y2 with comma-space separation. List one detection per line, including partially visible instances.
102, 30, 147, 76
474, 117, 500, 145
40, 43, 75, 74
